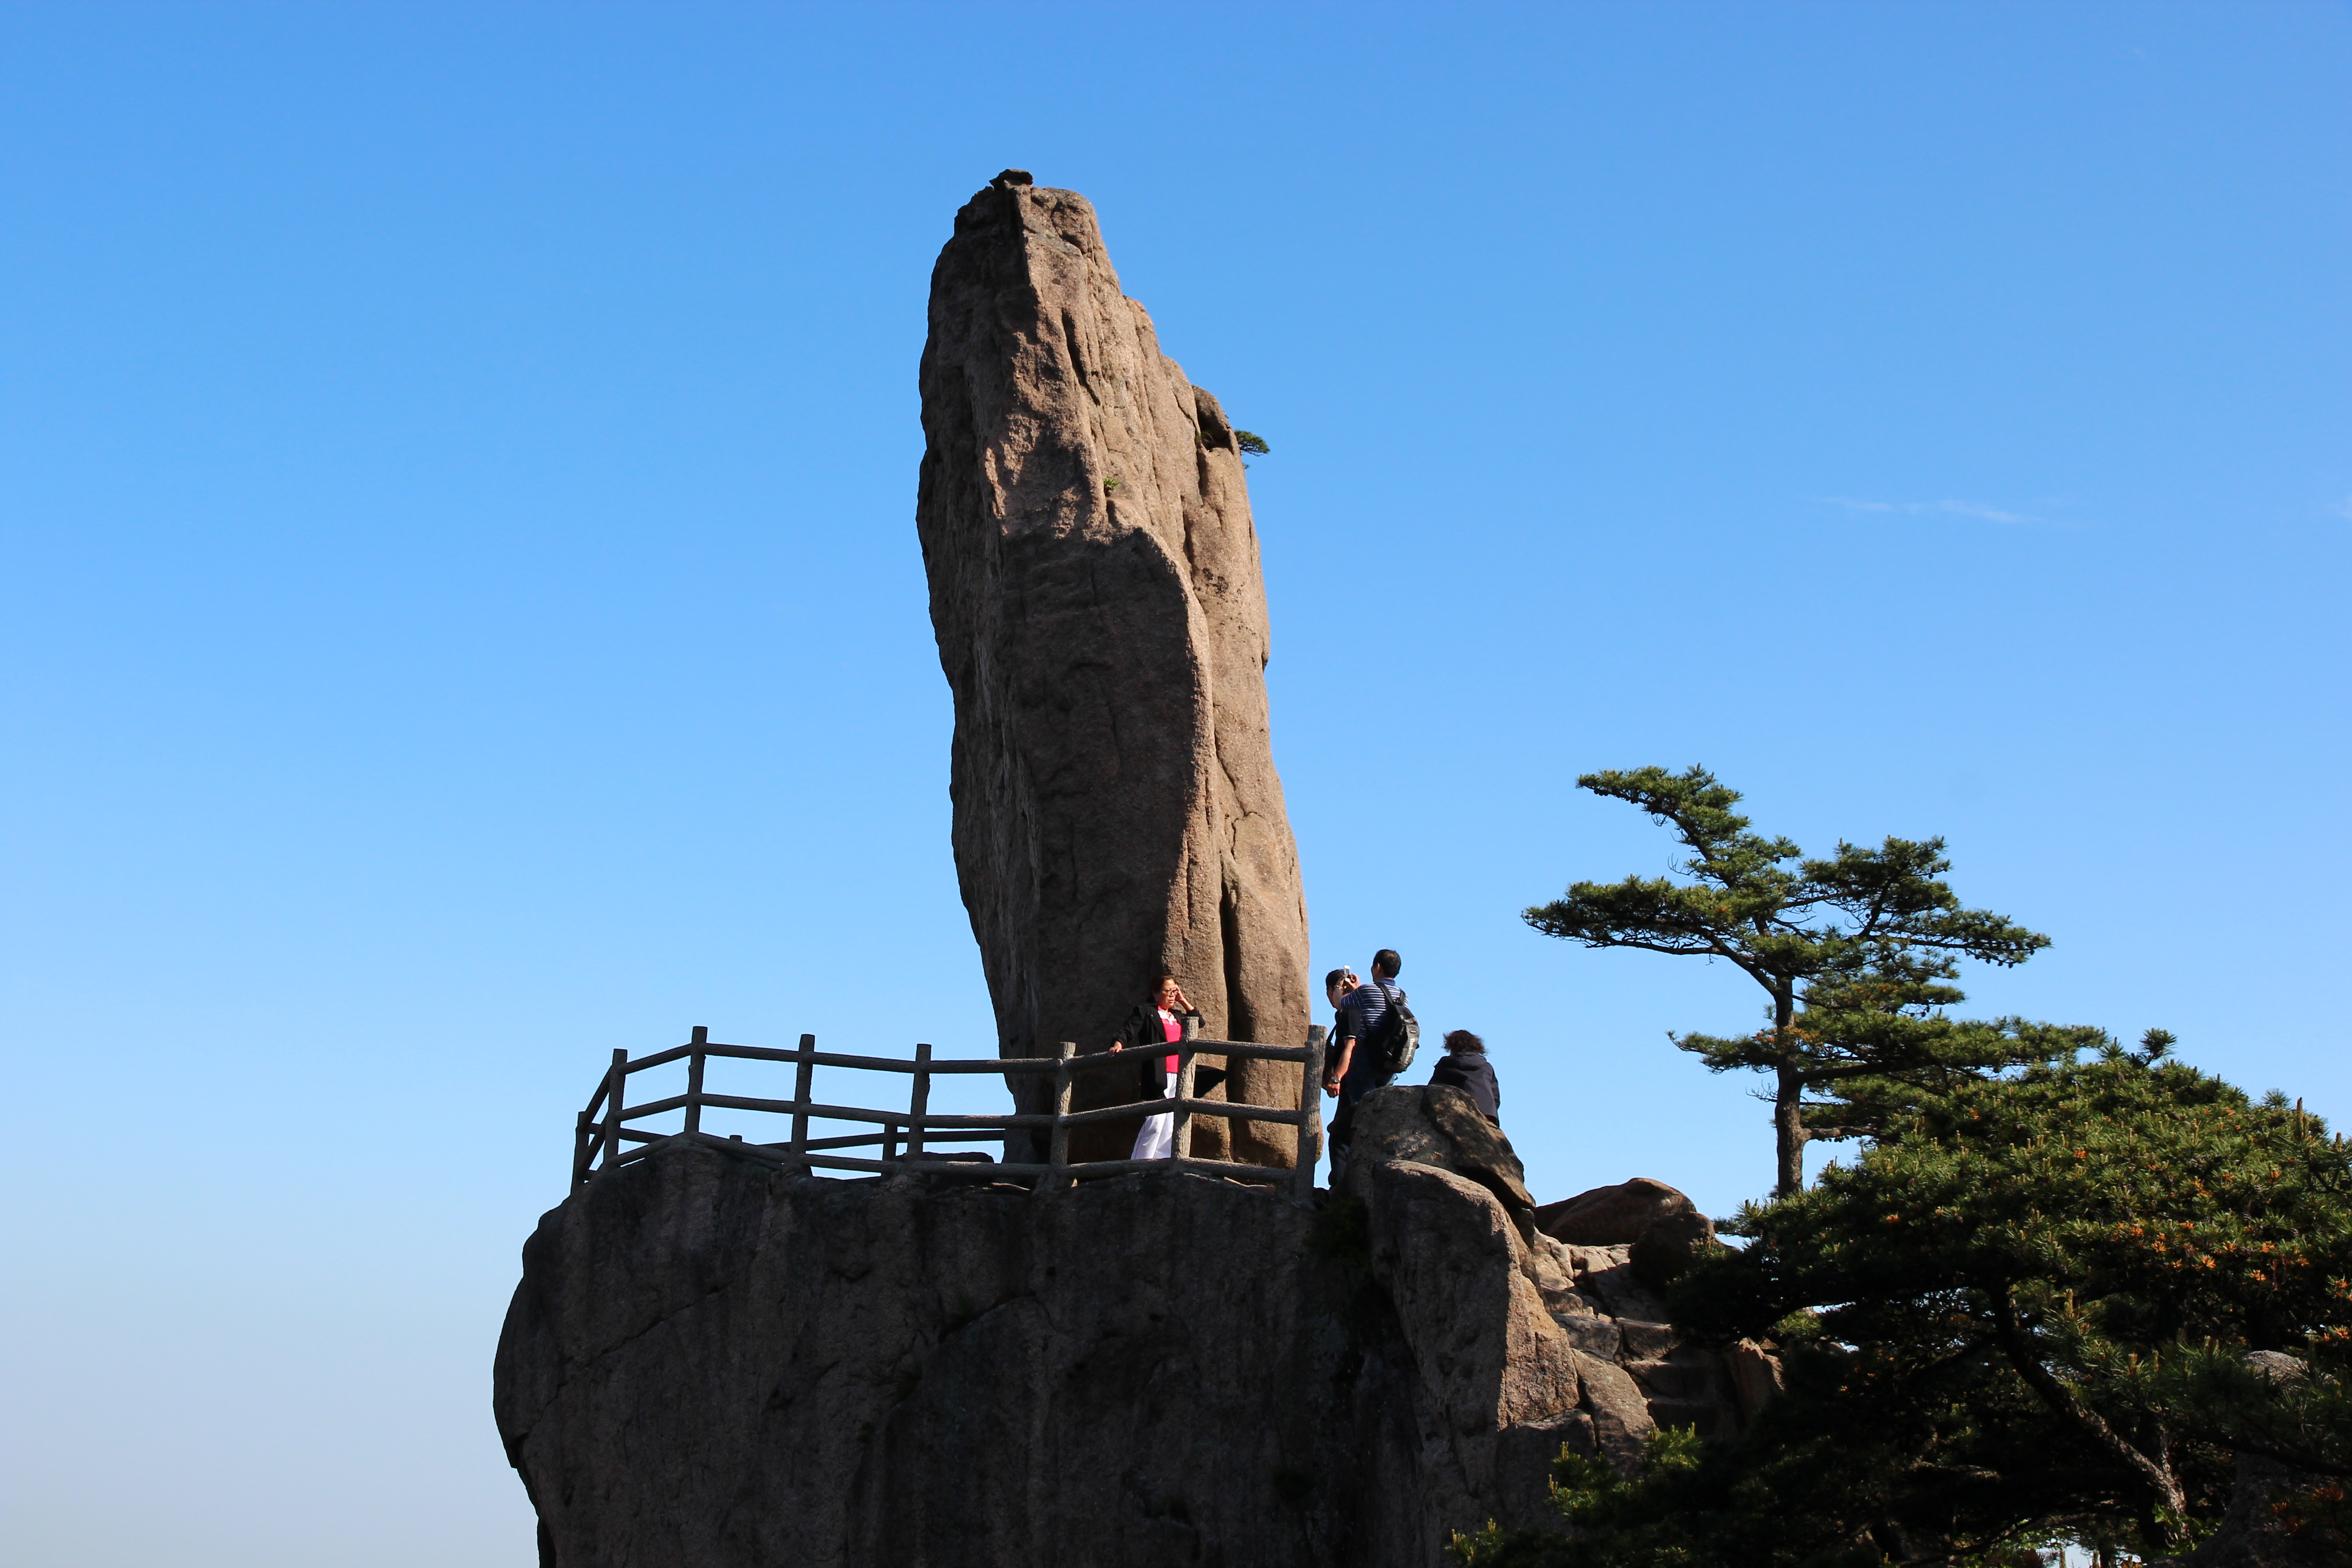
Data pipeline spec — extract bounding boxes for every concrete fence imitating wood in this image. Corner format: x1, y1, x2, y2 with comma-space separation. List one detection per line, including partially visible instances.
572, 1024, 1329, 1201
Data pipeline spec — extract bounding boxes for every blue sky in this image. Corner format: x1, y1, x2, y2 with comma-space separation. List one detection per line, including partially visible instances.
3, 4, 2347, 1563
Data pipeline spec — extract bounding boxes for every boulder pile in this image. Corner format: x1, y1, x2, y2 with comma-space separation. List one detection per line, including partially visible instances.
1343, 1087, 1783, 1463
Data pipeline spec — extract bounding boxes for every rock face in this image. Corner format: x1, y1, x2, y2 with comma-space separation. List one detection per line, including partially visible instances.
916, 171, 1310, 1164
500, 1144, 1514, 1568
1342, 1085, 1537, 1230
495, 1123, 1777, 1566
1345, 1089, 1772, 1453
1534, 1176, 1717, 1287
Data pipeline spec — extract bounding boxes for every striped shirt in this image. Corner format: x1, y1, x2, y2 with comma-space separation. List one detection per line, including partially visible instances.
1340, 980, 1404, 1048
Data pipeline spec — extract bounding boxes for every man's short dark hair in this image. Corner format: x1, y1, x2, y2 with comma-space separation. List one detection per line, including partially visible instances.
1372, 948, 1402, 978
1443, 1029, 1484, 1055
1323, 967, 1352, 993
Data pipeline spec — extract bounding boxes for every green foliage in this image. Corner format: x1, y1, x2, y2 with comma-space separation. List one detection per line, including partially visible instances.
1686, 1049, 2351, 1382
1684, 1049, 2352, 1557
1448, 1431, 1722, 1568
1523, 766, 2049, 1195
1452, 1401, 2073, 1567
1508, 769, 2351, 1559
2145, 1346, 2352, 1552
2276, 1488, 2352, 1554
1234, 429, 1270, 455
2151, 1346, 2352, 1485
1450, 1049, 2352, 1565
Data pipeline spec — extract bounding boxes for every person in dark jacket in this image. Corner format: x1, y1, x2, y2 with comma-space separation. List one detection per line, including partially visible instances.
1108, 975, 1222, 1158
1427, 1029, 1499, 1125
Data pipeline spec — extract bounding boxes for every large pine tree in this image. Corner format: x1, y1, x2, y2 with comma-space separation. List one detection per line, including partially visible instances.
1453, 1042, 2352, 1565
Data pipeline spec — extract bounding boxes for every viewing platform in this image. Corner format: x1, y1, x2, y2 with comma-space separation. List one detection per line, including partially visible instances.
572, 1024, 1330, 1200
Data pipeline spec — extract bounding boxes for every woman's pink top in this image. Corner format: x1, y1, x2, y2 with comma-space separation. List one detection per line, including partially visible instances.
1157, 1008, 1181, 1087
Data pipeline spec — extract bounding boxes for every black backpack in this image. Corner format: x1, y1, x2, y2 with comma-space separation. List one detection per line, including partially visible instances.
1362, 980, 1419, 1076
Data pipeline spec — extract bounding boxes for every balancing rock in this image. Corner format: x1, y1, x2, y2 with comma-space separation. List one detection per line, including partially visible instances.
916, 171, 1310, 1161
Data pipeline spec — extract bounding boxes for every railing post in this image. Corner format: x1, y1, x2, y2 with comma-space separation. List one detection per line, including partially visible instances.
572, 1109, 593, 1188
882, 1120, 899, 1167
1047, 1040, 1076, 1189
1294, 1025, 1328, 1201
600, 1047, 627, 1173
789, 1033, 815, 1164
906, 1042, 931, 1170
684, 1025, 708, 1136
1169, 1038, 1198, 1166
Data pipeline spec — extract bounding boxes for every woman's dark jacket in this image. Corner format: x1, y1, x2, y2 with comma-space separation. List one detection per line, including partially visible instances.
1428, 1050, 1500, 1124
1115, 1004, 1225, 1098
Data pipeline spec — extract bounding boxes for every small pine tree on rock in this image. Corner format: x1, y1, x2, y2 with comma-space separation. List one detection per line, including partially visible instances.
1524, 765, 2049, 1196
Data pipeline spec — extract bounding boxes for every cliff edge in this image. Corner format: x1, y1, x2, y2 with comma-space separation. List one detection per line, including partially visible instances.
495, 1090, 1774, 1567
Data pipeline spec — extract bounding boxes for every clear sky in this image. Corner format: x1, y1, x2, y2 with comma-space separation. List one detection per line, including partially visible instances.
3, 4, 2346, 1564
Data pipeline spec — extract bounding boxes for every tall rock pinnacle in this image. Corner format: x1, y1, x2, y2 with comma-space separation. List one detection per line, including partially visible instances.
916, 171, 1311, 1164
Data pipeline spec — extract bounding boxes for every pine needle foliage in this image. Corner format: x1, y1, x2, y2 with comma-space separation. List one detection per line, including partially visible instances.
1450, 1044, 2352, 1565
1524, 766, 2049, 1195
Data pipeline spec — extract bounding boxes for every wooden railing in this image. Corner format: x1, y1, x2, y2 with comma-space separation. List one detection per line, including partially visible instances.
572, 1024, 1329, 1201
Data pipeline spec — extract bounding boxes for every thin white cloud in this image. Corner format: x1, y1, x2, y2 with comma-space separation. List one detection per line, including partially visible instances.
1814, 495, 2042, 525
1932, 499, 2036, 524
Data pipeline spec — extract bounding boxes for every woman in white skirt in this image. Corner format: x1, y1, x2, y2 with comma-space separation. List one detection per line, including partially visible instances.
1107, 975, 1221, 1159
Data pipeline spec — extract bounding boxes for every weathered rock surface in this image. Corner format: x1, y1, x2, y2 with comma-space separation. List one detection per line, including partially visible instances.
1344, 1089, 1759, 1451
1534, 1176, 1716, 1287
1363, 1161, 1587, 1524
916, 170, 1309, 1164
498, 1143, 1557, 1567
1344, 1085, 1536, 1231
495, 1117, 1768, 1563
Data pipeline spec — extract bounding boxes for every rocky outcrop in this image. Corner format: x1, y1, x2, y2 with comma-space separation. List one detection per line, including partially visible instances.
1534, 1176, 1716, 1287
1344, 1089, 1763, 1454
497, 1142, 1567, 1568
495, 1121, 1779, 1565
1343, 1085, 1536, 1231
916, 170, 1309, 1164
1361, 1160, 1587, 1528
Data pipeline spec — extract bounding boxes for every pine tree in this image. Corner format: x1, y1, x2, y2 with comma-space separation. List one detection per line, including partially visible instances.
1451, 1042, 2352, 1565
1524, 765, 2047, 1195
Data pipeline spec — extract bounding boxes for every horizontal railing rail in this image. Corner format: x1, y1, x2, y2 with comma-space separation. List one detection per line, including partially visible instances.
570, 1025, 1328, 1201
